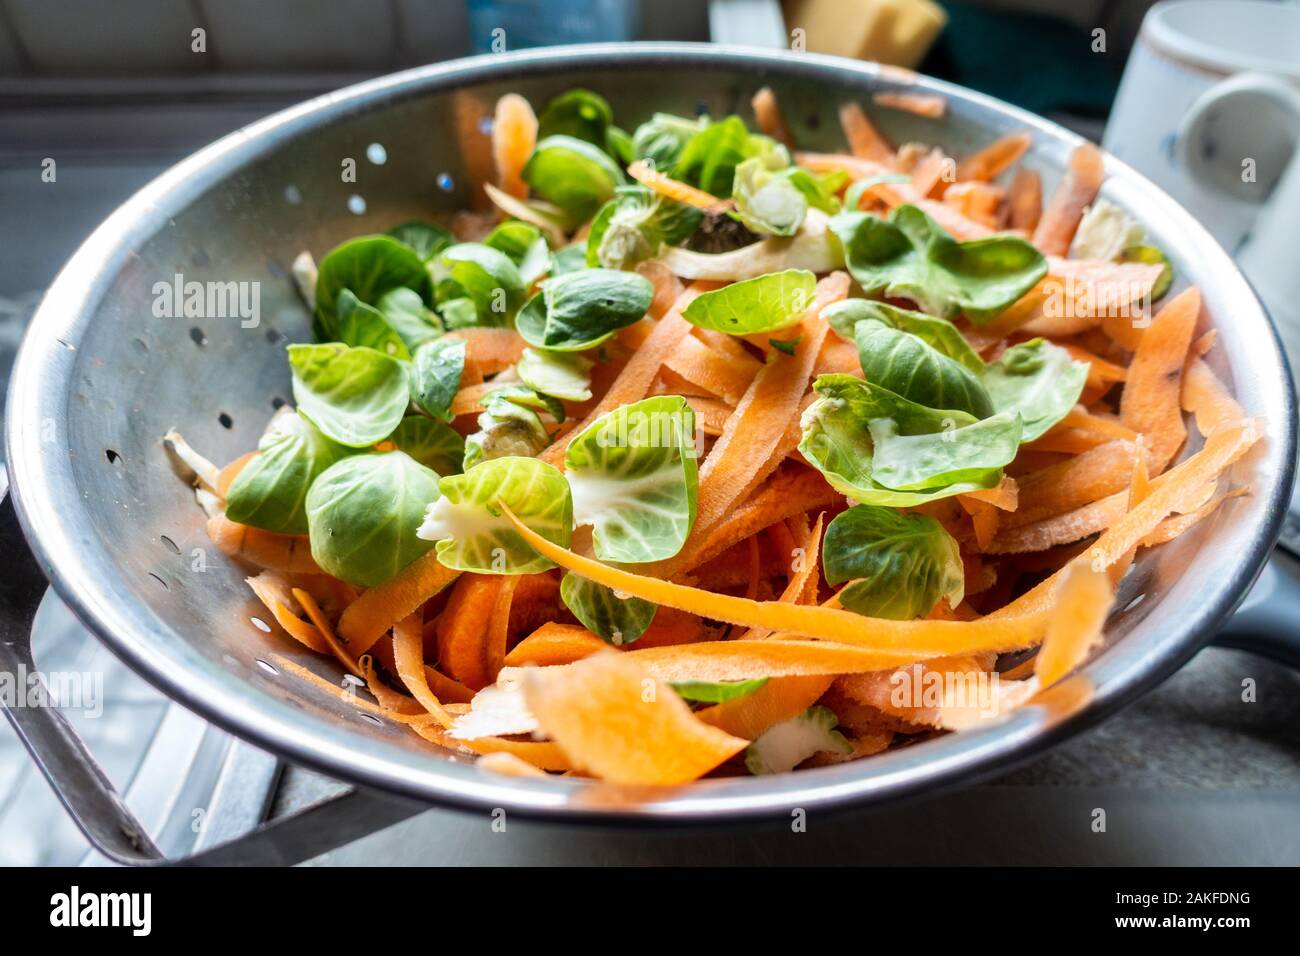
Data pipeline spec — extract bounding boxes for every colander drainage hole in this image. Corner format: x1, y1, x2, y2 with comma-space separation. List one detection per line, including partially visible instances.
254, 657, 278, 675
160, 534, 180, 554
218, 412, 233, 429
250, 616, 272, 633
271, 395, 288, 410
147, 572, 168, 590
105, 449, 122, 465
190, 327, 207, 347
358, 713, 384, 727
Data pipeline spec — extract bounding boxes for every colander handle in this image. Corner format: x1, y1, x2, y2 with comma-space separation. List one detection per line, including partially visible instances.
0, 484, 423, 865
0, 477, 164, 861
1211, 548, 1300, 669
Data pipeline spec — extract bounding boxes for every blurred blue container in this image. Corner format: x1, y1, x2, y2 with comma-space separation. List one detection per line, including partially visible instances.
466, 0, 639, 52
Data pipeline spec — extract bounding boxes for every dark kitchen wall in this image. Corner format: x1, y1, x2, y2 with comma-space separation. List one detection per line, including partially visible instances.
0, 0, 711, 77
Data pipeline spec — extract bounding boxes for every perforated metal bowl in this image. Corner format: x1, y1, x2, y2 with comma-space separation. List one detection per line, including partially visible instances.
3, 45, 1294, 844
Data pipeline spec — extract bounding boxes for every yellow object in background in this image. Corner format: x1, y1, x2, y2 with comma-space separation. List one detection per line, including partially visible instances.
782, 0, 947, 68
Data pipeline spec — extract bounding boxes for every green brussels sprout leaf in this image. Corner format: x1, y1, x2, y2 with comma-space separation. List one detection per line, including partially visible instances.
418, 456, 573, 575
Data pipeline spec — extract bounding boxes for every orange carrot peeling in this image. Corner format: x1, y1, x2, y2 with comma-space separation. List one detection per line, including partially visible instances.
752, 86, 795, 149
690, 272, 849, 538
1120, 287, 1200, 472
1032, 143, 1104, 256
337, 550, 460, 656
838, 103, 894, 164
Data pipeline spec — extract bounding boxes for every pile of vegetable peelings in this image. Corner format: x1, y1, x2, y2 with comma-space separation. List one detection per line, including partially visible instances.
167, 87, 1261, 784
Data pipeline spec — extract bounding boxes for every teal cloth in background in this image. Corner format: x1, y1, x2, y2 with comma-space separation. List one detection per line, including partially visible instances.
466, 0, 640, 52
924, 1, 1123, 118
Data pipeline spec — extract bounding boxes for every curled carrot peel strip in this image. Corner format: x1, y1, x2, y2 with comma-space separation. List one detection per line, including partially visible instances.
752, 86, 795, 149
987, 492, 1126, 555
1057, 407, 1137, 441
694, 325, 753, 361
835, 652, 996, 729
911, 147, 955, 199
1034, 563, 1114, 688
207, 513, 320, 574
337, 550, 460, 656
836, 104, 894, 165
434, 573, 504, 690
412, 722, 574, 772
1006, 167, 1042, 232
444, 327, 526, 381
485, 575, 520, 683
1004, 439, 1139, 529
959, 475, 1018, 512
634, 606, 708, 648
984, 259, 1162, 340
1032, 143, 1104, 256
491, 93, 538, 200
994, 419, 1260, 617
743, 535, 762, 601
692, 273, 849, 539
269, 599, 330, 655
695, 675, 834, 740
423, 665, 475, 705
637, 260, 686, 319
684, 396, 735, 436
658, 466, 841, 580
1141, 486, 1245, 547
500, 503, 1050, 657
739, 512, 824, 641
505, 622, 610, 667
626, 640, 920, 682
450, 382, 496, 417
1111, 440, 1154, 580
797, 150, 891, 180
1031, 428, 1125, 455
627, 160, 730, 212
665, 333, 762, 406
292, 587, 361, 675
1063, 346, 1128, 388
1120, 287, 1200, 473
961, 497, 1001, 551
523, 651, 748, 785
393, 611, 455, 728
873, 91, 947, 119
245, 570, 329, 654
359, 655, 427, 716
956, 131, 1032, 182
269, 654, 436, 725
1181, 357, 1246, 441
942, 181, 1002, 227
476, 752, 548, 777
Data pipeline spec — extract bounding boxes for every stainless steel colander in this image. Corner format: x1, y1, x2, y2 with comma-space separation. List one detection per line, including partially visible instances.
2, 44, 1294, 864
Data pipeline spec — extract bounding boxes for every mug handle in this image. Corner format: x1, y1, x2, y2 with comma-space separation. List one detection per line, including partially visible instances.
1177, 71, 1300, 260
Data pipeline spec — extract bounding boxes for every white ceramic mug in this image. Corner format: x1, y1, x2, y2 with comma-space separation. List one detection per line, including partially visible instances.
1105, 0, 1300, 367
